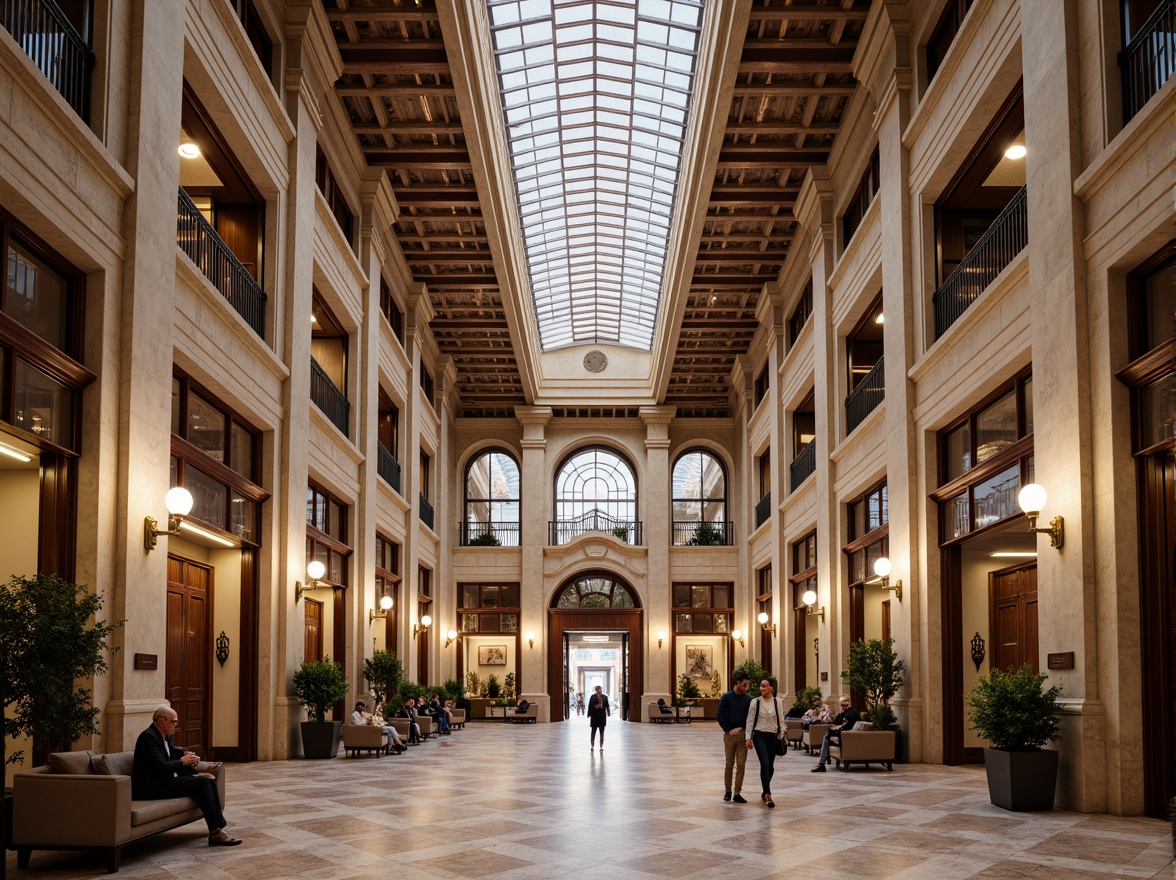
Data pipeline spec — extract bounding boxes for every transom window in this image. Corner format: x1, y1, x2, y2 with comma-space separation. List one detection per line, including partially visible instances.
671, 583, 732, 633
845, 480, 888, 586
486, 0, 705, 350
554, 574, 638, 608
463, 449, 521, 546
306, 481, 349, 585
460, 583, 521, 633
671, 449, 728, 545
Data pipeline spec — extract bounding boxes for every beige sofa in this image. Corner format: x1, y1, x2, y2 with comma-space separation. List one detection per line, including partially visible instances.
448, 708, 466, 729
342, 723, 389, 757
504, 703, 538, 723
13, 749, 226, 874
801, 723, 831, 754
828, 728, 897, 771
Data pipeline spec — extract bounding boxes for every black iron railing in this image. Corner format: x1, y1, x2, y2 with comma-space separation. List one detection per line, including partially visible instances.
1119, 0, 1175, 124
460, 521, 520, 547
376, 442, 400, 493
846, 358, 885, 435
177, 189, 267, 338
419, 494, 434, 531
754, 493, 772, 529
2, 0, 94, 121
310, 358, 349, 437
933, 186, 1027, 338
671, 520, 734, 546
789, 440, 816, 492
549, 511, 643, 545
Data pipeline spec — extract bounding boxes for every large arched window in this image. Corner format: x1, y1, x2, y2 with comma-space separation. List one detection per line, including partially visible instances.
553, 574, 639, 609
671, 449, 730, 545
463, 449, 520, 546
553, 446, 638, 544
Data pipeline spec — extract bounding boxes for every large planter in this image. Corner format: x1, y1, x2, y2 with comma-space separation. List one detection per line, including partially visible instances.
300, 721, 342, 759
983, 747, 1058, 811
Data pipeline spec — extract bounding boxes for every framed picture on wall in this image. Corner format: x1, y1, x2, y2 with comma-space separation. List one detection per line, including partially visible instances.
685, 645, 713, 681
479, 645, 507, 665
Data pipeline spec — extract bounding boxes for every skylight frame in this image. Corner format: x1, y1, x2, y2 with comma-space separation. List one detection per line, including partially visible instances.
486, 0, 704, 351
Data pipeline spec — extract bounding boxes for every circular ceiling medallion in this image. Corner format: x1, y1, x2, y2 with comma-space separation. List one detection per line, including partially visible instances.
583, 350, 608, 373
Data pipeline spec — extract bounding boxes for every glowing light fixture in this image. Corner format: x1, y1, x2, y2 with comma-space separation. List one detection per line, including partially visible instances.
873, 556, 902, 600
1004, 144, 1027, 160
144, 486, 194, 551
178, 141, 201, 159
1018, 483, 1064, 549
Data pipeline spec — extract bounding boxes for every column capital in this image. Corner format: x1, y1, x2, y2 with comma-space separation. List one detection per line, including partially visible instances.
516, 406, 552, 449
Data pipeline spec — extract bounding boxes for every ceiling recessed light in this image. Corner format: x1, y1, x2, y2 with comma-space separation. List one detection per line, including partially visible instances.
1004, 144, 1027, 160
311, 314, 318, 323
178, 142, 201, 159
875, 313, 884, 324
991, 551, 1038, 558
581, 635, 609, 642
179, 520, 237, 547
0, 442, 32, 462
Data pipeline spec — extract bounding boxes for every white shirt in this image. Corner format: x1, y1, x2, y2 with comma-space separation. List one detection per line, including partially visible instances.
744, 696, 785, 740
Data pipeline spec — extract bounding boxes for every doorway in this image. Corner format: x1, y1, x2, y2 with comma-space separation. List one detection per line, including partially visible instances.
563, 632, 629, 720
166, 554, 212, 757
989, 562, 1038, 673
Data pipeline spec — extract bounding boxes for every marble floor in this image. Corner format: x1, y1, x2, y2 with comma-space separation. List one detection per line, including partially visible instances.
7, 718, 1173, 879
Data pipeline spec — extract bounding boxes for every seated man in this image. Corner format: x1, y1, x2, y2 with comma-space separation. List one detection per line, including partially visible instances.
428, 694, 451, 734
132, 706, 241, 847
401, 698, 423, 742
656, 698, 675, 715
352, 701, 405, 753
515, 699, 530, 714
811, 696, 860, 772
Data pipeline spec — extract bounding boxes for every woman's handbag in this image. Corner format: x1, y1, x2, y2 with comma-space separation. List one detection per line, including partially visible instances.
774, 698, 787, 755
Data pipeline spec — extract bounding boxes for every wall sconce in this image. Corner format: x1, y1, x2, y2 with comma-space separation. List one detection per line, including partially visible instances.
1018, 483, 1064, 549
368, 594, 394, 625
445, 629, 458, 648
527, 630, 536, 650
656, 630, 666, 649
144, 487, 194, 551
413, 614, 432, 639
757, 611, 777, 637
732, 629, 744, 648
873, 557, 902, 601
798, 589, 825, 622
215, 631, 230, 667
295, 560, 332, 603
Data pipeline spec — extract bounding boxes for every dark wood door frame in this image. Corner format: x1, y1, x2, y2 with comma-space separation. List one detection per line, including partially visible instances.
548, 608, 643, 722
166, 554, 212, 759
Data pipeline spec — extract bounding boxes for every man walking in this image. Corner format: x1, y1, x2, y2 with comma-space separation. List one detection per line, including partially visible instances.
811, 695, 860, 772
587, 685, 610, 750
716, 670, 752, 802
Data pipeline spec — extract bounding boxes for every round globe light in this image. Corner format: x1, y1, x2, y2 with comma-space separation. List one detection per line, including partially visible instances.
802, 589, 817, 607
1018, 483, 1047, 515
731, 629, 743, 641
447, 629, 457, 640
306, 560, 326, 581
420, 614, 432, 628
656, 630, 666, 641
757, 611, 769, 625
378, 595, 393, 611
874, 556, 892, 579
164, 486, 194, 517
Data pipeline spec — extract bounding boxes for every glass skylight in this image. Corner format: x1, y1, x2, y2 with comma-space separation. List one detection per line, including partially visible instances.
486, 0, 704, 351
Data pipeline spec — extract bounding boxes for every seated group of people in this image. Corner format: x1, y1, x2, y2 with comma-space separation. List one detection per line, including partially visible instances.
350, 693, 457, 753
784, 695, 860, 772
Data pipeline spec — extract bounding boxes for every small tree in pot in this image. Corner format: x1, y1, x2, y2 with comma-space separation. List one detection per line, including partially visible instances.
840, 638, 905, 729
363, 650, 403, 710
293, 658, 349, 758
967, 663, 1063, 811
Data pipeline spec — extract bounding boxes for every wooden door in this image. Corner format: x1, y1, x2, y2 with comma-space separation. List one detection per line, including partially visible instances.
304, 598, 323, 662
166, 555, 212, 757
989, 563, 1038, 673
548, 608, 643, 722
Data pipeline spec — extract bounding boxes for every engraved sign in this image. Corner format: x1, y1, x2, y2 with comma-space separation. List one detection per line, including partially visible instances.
134, 653, 158, 670
1047, 652, 1074, 670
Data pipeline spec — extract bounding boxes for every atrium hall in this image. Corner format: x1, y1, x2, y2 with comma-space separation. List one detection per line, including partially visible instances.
0, 0, 1172, 822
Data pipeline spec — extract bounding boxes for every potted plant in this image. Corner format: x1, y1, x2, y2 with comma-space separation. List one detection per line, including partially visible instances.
611, 525, 630, 542
967, 663, 1063, 811
675, 673, 702, 708
485, 674, 501, 700
733, 658, 769, 687
0, 573, 121, 852
792, 686, 823, 713
362, 649, 403, 710
685, 520, 724, 545
468, 526, 501, 546
840, 638, 905, 728
293, 658, 349, 758
503, 672, 516, 703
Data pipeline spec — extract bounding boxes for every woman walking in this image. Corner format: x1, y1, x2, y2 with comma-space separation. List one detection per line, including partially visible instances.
586, 685, 610, 750
744, 678, 786, 807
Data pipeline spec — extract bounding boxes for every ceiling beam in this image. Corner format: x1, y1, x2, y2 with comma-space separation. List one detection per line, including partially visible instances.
738, 46, 855, 74
394, 187, 480, 207
716, 147, 829, 168
337, 85, 457, 98
339, 46, 450, 75
730, 82, 856, 97
365, 149, 472, 169
326, 10, 440, 23
692, 251, 790, 264
724, 121, 841, 136
746, 5, 869, 21
352, 122, 464, 135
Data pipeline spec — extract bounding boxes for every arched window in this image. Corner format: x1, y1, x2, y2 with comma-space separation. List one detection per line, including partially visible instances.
463, 449, 520, 546
672, 449, 730, 545
553, 446, 638, 544
553, 574, 639, 609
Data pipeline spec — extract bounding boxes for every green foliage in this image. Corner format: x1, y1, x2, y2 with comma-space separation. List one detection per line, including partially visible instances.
966, 663, 1063, 750
840, 638, 905, 711
685, 520, 724, 546
362, 650, 403, 707
732, 658, 769, 688
865, 703, 898, 730
441, 678, 464, 701
388, 681, 426, 716
581, 593, 609, 607
793, 686, 823, 711
293, 658, 349, 721
503, 672, 516, 701
468, 527, 501, 546
485, 674, 501, 699
710, 669, 722, 697
0, 573, 123, 788
675, 673, 702, 707
466, 670, 482, 698
611, 526, 630, 541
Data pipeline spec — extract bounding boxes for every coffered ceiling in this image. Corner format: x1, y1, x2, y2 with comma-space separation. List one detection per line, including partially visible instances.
326, 0, 870, 418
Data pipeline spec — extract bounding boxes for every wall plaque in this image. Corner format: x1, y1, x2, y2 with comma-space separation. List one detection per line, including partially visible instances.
820, 672, 828, 682
134, 653, 158, 670
1046, 651, 1074, 670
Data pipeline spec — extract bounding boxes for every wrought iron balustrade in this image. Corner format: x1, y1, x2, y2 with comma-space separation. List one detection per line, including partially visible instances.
376, 442, 400, 493
549, 511, 642, 545
671, 520, 733, 546
310, 358, 349, 437
419, 494, 435, 531
1119, 0, 1175, 124
754, 493, 772, 529
789, 440, 817, 493
2, 0, 93, 121
933, 186, 1027, 339
845, 357, 885, 435
177, 189, 267, 338
460, 521, 520, 547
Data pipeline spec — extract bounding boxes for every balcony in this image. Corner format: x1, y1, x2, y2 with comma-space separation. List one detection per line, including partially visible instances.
177, 189, 267, 338
310, 357, 349, 437
2, 0, 93, 122
845, 358, 884, 435
754, 493, 772, 529
672, 520, 734, 546
376, 442, 400, 493
460, 521, 520, 547
549, 510, 642, 545
419, 494, 434, 531
1119, 0, 1175, 124
933, 186, 1027, 338
789, 440, 816, 492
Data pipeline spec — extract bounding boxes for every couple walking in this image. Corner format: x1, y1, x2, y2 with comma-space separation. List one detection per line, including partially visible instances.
717, 671, 787, 807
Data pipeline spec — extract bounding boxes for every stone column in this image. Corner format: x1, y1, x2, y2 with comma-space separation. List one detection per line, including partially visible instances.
639, 406, 675, 708
516, 407, 551, 718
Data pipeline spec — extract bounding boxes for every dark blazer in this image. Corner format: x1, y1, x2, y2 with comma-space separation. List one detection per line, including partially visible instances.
830, 707, 861, 738
131, 724, 193, 800
586, 693, 610, 721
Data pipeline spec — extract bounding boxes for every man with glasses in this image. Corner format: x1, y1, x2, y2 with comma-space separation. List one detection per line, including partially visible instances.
811, 695, 860, 772
132, 706, 242, 845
